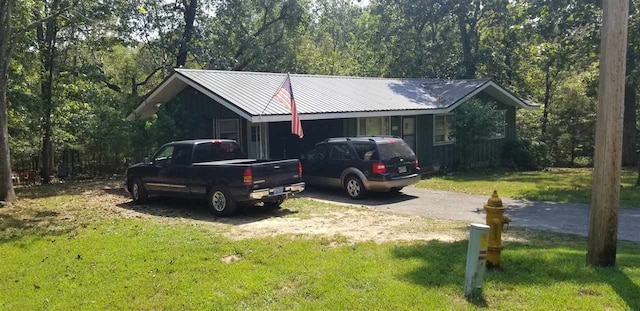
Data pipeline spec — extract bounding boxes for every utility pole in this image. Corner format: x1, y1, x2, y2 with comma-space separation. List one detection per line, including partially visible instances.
587, 0, 629, 267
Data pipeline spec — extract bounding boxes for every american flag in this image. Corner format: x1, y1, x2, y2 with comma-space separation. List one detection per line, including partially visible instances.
274, 74, 304, 138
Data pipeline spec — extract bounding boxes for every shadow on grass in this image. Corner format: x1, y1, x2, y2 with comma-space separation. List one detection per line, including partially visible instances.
391, 235, 640, 309
0, 209, 77, 244
15, 178, 123, 199
107, 186, 299, 226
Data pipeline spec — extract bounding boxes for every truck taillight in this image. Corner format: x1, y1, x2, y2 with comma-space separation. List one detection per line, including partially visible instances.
415, 158, 419, 169
372, 162, 386, 174
298, 161, 302, 177
243, 168, 252, 186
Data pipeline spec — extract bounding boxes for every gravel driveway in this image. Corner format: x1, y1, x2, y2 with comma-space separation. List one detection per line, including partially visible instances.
300, 186, 640, 242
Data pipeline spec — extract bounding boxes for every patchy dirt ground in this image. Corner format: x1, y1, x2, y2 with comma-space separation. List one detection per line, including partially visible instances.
4, 179, 470, 244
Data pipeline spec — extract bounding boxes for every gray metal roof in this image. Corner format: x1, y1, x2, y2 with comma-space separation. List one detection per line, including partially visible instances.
177, 69, 491, 115
128, 69, 537, 122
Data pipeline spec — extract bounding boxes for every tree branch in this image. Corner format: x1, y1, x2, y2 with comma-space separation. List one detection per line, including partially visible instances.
136, 65, 166, 87
12, 5, 72, 39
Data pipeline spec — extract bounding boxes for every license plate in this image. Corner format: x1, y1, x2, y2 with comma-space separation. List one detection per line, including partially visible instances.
398, 166, 407, 173
273, 187, 284, 195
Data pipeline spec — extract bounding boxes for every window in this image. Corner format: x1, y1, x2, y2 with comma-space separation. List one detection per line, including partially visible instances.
434, 115, 455, 145
217, 119, 240, 142
491, 111, 507, 139
153, 145, 174, 164
378, 140, 415, 159
328, 144, 352, 160
352, 143, 379, 161
305, 145, 328, 162
172, 145, 193, 166
193, 142, 243, 163
358, 117, 390, 136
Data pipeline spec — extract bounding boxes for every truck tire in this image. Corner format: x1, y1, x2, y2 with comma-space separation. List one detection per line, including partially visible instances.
344, 175, 367, 200
131, 177, 149, 204
208, 186, 237, 217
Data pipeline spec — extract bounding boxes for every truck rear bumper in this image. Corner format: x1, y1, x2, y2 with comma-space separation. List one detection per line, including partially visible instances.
249, 182, 306, 200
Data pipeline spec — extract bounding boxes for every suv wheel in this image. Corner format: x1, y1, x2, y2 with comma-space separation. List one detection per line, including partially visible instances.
344, 175, 366, 199
208, 186, 237, 217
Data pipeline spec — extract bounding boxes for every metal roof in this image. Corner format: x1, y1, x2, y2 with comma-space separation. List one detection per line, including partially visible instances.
128, 69, 537, 122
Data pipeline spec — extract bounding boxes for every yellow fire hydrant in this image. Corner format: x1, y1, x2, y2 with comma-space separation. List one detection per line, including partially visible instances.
484, 190, 510, 269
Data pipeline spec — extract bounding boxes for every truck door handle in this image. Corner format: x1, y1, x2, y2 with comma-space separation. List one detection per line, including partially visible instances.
273, 166, 280, 169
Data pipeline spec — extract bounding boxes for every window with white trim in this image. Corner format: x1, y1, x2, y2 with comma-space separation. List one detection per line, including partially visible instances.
217, 119, 240, 143
357, 117, 390, 136
434, 114, 455, 145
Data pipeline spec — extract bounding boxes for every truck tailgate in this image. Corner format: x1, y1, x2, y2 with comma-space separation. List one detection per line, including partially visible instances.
250, 159, 300, 189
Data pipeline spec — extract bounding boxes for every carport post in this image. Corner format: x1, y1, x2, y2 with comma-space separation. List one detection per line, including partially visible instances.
463, 223, 490, 297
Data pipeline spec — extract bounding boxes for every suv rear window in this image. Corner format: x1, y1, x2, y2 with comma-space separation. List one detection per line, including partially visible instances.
377, 140, 415, 159
193, 142, 243, 163
352, 143, 379, 161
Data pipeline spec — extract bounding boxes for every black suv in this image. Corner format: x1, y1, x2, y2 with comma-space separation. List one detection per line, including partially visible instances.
300, 137, 420, 199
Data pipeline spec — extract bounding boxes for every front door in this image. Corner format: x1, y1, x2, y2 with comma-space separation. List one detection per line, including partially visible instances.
247, 123, 269, 159
402, 117, 417, 152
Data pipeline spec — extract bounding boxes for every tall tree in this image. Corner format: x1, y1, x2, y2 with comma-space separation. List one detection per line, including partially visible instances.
176, 0, 198, 67
37, 0, 62, 184
0, 0, 17, 201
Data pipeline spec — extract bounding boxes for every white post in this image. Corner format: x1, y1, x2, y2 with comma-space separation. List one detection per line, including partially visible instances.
464, 223, 490, 297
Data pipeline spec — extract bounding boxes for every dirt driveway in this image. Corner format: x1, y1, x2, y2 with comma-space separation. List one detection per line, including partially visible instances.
95, 184, 474, 243
300, 186, 640, 242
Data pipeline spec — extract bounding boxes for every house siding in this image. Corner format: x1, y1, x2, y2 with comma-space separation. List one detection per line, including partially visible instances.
176, 86, 248, 150
173, 87, 518, 170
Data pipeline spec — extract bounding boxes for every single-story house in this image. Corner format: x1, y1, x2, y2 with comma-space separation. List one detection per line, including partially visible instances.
128, 69, 537, 169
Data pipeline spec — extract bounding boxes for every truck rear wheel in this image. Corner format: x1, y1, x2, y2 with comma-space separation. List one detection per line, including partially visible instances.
208, 186, 236, 217
344, 175, 367, 200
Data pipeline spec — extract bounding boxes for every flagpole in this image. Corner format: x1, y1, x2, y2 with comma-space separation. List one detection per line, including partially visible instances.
259, 73, 289, 120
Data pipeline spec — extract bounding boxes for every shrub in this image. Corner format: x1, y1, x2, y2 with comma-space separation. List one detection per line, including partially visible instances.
502, 139, 548, 171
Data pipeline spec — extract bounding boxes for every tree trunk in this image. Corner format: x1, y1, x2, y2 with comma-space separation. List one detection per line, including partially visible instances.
39, 13, 58, 184
636, 156, 640, 186
622, 82, 637, 166
0, 0, 17, 202
457, 6, 476, 79
541, 62, 552, 141
176, 0, 197, 67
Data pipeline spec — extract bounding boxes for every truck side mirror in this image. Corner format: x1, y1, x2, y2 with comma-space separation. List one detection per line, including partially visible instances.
143, 156, 150, 165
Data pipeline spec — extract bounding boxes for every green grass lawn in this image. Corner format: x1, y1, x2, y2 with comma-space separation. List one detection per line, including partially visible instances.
1, 180, 640, 310
417, 168, 640, 207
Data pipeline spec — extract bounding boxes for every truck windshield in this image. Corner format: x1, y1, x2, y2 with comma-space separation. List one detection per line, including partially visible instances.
377, 140, 415, 160
192, 142, 243, 163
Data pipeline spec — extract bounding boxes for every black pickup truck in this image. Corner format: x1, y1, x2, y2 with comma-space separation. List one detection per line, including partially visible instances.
125, 139, 305, 216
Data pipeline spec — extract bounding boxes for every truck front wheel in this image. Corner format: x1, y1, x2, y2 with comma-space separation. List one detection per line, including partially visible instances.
208, 186, 237, 217
131, 178, 149, 204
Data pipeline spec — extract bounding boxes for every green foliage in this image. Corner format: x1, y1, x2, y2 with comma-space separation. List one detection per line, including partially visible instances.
502, 139, 548, 171
451, 99, 505, 169
1, 0, 633, 177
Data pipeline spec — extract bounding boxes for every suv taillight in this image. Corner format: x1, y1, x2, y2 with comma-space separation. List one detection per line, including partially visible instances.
372, 162, 386, 174
415, 158, 419, 169
298, 161, 303, 177
243, 168, 252, 186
